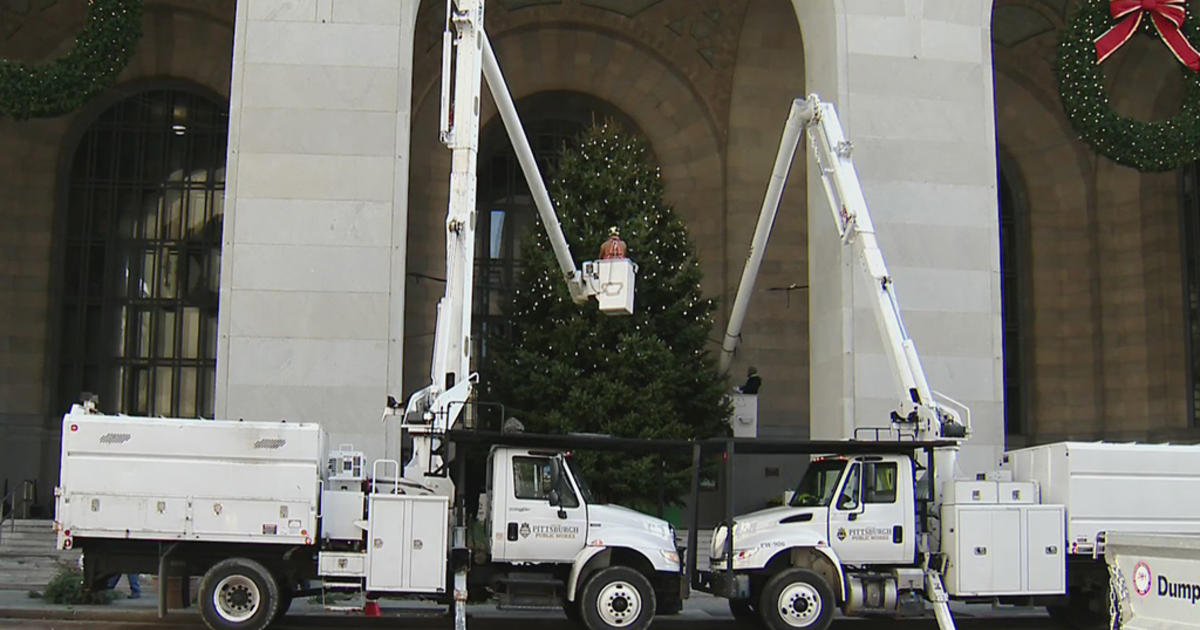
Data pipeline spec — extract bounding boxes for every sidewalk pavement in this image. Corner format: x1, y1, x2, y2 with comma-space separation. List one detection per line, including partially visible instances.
0, 583, 1052, 624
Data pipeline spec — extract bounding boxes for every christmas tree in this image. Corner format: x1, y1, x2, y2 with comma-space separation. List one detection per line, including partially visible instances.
485, 123, 730, 507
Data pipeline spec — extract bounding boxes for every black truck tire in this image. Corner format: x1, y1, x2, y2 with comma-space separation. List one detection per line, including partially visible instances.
758, 568, 834, 630
198, 558, 280, 630
580, 565, 657, 630
730, 598, 760, 625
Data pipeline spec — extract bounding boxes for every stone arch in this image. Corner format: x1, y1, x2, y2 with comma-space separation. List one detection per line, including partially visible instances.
992, 64, 1099, 441
724, 0, 807, 436
1092, 34, 1188, 436
404, 23, 724, 394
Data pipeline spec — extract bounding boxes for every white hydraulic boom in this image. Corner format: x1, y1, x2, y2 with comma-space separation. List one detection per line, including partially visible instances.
399, 0, 635, 493
719, 95, 968, 443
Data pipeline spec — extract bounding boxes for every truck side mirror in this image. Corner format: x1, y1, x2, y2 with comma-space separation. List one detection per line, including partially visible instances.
548, 488, 561, 506
549, 458, 562, 489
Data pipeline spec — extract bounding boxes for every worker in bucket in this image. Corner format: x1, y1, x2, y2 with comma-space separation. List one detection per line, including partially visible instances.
599, 226, 627, 259
735, 366, 762, 394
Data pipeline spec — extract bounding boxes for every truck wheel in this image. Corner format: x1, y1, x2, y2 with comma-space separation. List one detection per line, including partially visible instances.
729, 598, 760, 625
758, 568, 833, 630
580, 566, 656, 630
198, 558, 280, 630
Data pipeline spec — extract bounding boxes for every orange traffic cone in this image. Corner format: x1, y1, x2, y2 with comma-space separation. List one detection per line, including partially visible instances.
364, 601, 381, 617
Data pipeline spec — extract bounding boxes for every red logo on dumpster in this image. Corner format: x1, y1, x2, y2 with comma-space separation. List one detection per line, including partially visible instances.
1133, 561, 1153, 597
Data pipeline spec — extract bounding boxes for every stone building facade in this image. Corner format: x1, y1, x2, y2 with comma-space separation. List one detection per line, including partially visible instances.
0, 0, 1196, 512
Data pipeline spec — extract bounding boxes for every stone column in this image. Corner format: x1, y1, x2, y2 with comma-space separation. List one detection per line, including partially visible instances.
793, 0, 1003, 473
216, 0, 420, 460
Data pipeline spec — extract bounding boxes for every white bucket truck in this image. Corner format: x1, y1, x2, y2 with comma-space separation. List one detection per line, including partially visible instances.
56, 408, 682, 630
55, 2, 679, 629
688, 94, 1200, 630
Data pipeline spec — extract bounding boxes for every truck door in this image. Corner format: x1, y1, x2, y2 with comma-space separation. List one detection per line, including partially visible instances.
492, 452, 587, 562
828, 457, 913, 564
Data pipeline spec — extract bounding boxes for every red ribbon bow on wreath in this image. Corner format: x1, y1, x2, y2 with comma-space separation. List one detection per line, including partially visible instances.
1095, 0, 1200, 72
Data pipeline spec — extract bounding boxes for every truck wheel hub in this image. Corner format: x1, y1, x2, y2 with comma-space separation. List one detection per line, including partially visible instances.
596, 580, 641, 627
214, 575, 260, 622
777, 582, 821, 627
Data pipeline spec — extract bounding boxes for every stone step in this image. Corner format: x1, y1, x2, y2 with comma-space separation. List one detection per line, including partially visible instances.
0, 519, 55, 531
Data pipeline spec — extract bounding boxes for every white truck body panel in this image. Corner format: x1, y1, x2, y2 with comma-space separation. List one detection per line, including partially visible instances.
940, 503, 1064, 597
1002, 442, 1200, 550
57, 412, 324, 546
1107, 531, 1200, 630
365, 494, 448, 593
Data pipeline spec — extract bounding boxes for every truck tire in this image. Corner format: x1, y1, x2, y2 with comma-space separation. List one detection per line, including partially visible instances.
729, 598, 760, 625
198, 558, 280, 630
580, 566, 656, 630
758, 568, 833, 630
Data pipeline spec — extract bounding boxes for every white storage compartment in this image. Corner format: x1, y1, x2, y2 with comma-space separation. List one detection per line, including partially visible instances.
319, 551, 366, 577
321, 489, 365, 541
1024, 505, 1065, 593
1003, 442, 1200, 548
366, 494, 449, 593
942, 505, 1021, 596
941, 503, 1066, 597
943, 480, 998, 505
57, 412, 324, 545
998, 481, 1038, 504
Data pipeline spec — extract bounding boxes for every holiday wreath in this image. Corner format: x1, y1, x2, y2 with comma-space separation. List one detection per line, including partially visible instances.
0, 0, 142, 120
1057, 0, 1200, 171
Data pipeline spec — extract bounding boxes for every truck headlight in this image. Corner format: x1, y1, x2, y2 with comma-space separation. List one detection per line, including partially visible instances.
733, 521, 759, 537
644, 521, 670, 539
660, 550, 680, 566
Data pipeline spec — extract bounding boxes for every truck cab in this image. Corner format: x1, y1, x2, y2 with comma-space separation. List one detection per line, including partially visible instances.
708, 453, 920, 630
481, 446, 683, 630
713, 454, 916, 571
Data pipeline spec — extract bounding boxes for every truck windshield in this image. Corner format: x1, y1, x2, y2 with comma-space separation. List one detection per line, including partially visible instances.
564, 458, 599, 504
788, 459, 848, 507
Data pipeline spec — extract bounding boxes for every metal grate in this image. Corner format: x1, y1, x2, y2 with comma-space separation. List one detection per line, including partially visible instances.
57, 88, 228, 418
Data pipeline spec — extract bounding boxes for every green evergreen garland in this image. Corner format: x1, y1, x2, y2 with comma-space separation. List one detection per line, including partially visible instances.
1057, 0, 1200, 171
0, 0, 142, 120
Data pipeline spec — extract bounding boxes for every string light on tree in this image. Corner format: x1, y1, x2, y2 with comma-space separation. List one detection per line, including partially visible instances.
485, 123, 730, 506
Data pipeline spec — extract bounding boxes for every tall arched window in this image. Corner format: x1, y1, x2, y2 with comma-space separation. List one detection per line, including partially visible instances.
474, 91, 645, 359
997, 153, 1029, 436
57, 87, 228, 418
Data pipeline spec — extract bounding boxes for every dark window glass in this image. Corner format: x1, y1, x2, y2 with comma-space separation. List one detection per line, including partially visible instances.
58, 88, 228, 418
863, 462, 897, 504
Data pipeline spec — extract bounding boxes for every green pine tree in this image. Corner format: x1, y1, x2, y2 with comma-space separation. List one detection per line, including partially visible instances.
485, 123, 730, 508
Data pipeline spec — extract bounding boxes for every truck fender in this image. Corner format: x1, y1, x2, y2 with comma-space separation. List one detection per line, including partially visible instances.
773, 546, 846, 603
566, 547, 610, 602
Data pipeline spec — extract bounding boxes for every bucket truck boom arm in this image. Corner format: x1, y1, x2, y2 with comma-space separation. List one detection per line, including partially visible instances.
399, 0, 636, 490
719, 95, 968, 442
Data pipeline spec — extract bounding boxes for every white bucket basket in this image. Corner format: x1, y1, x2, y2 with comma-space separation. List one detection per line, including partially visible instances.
583, 259, 636, 315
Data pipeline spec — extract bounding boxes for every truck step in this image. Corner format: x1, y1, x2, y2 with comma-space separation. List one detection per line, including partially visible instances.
494, 574, 562, 609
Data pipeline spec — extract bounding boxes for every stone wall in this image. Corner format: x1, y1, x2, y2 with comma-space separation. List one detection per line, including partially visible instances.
0, 0, 234, 505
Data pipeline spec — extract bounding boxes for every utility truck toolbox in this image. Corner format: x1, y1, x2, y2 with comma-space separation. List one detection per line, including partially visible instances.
56, 412, 324, 547
1002, 442, 1200, 549
1106, 531, 1200, 630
